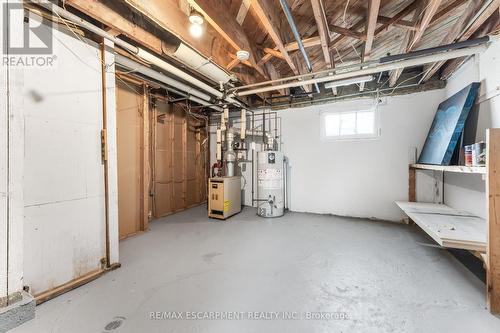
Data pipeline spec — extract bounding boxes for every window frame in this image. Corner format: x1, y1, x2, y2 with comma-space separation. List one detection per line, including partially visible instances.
320, 106, 380, 142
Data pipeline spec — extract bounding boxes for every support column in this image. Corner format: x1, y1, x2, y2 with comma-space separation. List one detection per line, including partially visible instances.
487, 128, 500, 314
101, 38, 120, 265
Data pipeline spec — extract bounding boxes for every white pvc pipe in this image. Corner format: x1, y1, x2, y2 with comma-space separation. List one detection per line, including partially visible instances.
32, 0, 242, 106
235, 44, 488, 96
115, 54, 212, 101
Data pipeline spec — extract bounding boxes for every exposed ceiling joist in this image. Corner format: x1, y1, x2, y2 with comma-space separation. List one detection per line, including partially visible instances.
116, 0, 260, 85
441, 0, 500, 79
66, 0, 163, 53
236, 0, 252, 25
263, 48, 286, 60
374, 1, 420, 35
311, 0, 333, 68
330, 25, 367, 40
252, 0, 300, 75
421, 0, 482, 82
311, 0, 336, 93
259, 36, 322, 66
430, 0, 469, 26
389, 0, 443, 87
360, 0, 381, 92
186, 0, 269, 79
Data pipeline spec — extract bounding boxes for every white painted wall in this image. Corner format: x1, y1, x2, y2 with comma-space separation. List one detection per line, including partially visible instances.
277, 91, 445, 221
22, 25, 109, 294
0, 2, 8, 299
0, 0, 26, 300
443, 40, 500, 219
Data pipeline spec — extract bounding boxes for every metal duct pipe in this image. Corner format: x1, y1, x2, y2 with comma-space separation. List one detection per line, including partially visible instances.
278, 0, 320, 93
234, 43, 488, 96
32, 0, 242, 107
225, 129, 236, 177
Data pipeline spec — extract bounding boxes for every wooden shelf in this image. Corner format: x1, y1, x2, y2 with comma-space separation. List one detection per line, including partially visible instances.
410, 163, 486, 174
396, 201, 486, 252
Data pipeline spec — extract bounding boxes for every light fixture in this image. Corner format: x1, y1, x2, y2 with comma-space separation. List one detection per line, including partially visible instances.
324, 75, 375, 89
189, 23, 203, 38
236, 50, 250, 61
189, 8, 204, 38
189, 9, 204, 25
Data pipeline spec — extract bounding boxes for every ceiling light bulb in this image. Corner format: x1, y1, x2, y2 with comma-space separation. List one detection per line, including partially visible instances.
189, 23, 203, 38
189, 10, 204, 25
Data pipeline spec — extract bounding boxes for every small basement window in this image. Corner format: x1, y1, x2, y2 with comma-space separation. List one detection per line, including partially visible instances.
321, 107, 379, 140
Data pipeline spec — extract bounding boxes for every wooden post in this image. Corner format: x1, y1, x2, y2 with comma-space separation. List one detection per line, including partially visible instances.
182, 116, 188, 209
487, 128, 500, 314
409, 167, 416, 202
141, 85, 150, 231
169, 107, 175, 214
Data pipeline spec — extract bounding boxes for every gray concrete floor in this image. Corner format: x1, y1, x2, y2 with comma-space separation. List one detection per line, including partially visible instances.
12, 206, 500, 333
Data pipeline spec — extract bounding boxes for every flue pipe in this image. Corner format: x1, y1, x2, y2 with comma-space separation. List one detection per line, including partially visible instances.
31, 0, 242, 107
235, 43, 488, 96
278, 0, 320, 93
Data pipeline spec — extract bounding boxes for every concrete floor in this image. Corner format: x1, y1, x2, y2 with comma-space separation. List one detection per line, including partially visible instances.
12, 206, 500, 333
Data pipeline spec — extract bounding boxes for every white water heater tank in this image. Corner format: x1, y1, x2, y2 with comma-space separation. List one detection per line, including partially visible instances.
257, 151, 285, 217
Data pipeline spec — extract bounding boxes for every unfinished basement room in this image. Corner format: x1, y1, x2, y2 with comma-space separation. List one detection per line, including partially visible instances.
2, 0, 500, 332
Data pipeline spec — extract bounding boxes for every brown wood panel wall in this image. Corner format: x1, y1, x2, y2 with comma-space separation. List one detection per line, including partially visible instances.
152, 100, 208, 218
116, 80, 145, 239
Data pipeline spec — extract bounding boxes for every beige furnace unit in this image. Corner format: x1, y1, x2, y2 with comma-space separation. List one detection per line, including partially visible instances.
208, 176, 242, 220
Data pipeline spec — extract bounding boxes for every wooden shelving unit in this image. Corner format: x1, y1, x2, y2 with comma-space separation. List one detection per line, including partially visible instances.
398, 129, 500, 314
410, 163, 486, 174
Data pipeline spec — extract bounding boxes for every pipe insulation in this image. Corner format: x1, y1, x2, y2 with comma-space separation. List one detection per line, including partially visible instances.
31, 0, 241, 106
115, 54, 211, 101
234, 43, 488, 96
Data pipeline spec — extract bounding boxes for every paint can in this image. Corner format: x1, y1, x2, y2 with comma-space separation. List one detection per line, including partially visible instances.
472, 141, 486, 166
464, 145, 473, 167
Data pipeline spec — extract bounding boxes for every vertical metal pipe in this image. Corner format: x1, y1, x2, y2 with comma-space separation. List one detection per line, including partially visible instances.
278, 0, 320, 93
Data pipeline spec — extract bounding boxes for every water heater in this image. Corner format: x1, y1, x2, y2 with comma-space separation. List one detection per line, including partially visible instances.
257, 151, 285, 217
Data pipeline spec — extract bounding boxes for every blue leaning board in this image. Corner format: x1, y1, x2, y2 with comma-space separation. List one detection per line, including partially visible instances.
418, 82, 480, 165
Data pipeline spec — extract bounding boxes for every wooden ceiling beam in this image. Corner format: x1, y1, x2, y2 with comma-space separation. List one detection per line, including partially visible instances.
252, 0, 300, 75
263, 48, 286, 60
187, 0, 268, 79
430, 0, 469, 26
441, 0, 500, 79
116, 0, 261, 85
330, 25, 367, 40
259, 36, 322, 65
375, 1, 419, 35
226, 58, 241, 70
236, 0, 252, 25
360, 0, 381, 92
66, 0, 163, 53
376, 16, 417, 30
363, 0, 381, 61
351, 4, 417, 31
421, 0, 482, 82
311, 0, 333, 68
409, 0, 443, 50
311, 0, 336, 93
388, 0, 442, 87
